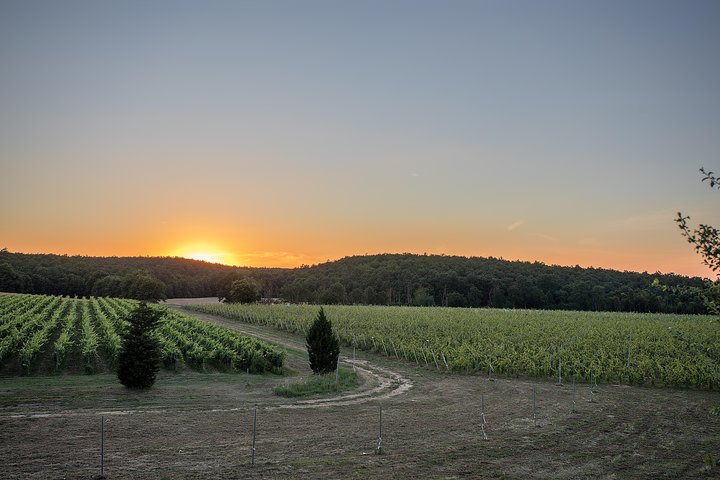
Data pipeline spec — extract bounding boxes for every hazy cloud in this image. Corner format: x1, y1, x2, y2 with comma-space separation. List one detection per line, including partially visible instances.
618, 209, 676, 228
507, 220, 524, 232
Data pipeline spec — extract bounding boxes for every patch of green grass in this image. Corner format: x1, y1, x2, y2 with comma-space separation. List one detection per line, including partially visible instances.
273, 367, 360, 397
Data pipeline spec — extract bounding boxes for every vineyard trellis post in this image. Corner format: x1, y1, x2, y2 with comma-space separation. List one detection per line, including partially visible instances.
430, 348, 439, 370
557, 360, 562, 386
572, 376, 576, 412
626, 346, 631, 368
390, 339, 398, 358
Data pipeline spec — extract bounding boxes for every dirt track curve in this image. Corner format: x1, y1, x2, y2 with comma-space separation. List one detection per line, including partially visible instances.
166, 303, 413, 410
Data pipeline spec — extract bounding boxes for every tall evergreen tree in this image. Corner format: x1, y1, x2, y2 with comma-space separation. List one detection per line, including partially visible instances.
305, 307, 340, 374
117, 302, 163, 389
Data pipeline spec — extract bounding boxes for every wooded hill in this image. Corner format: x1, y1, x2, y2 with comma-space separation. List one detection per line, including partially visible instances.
0, 249, 710, 314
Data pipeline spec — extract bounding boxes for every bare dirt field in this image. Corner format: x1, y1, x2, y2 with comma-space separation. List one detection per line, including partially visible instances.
1, 306, 718, 479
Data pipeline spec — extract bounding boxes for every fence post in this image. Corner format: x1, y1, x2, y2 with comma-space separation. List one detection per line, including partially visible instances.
251, 406, 257, 465
480, 394, 488, 440
376, 405, 383, 454
100, 415, 105, 478
533, 387, 537, 427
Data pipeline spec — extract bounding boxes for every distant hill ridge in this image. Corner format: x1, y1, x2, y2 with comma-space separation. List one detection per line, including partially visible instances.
0, 250, 709, 314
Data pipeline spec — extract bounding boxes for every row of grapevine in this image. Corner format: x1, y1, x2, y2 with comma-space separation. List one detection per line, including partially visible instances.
18, 297, 72, 372
0, 295, 58, 337
54, 299, 78, 368
0, 295, 64, 363
79, 297, 99, 368
160, 311, 284, 373
0, 294, 284, 376
186, 303, 720, 390
90, 297, 122, 364
0, 294, 39, 319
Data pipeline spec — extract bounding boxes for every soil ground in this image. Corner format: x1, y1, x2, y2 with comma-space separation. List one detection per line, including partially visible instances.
1, 303, 718, 479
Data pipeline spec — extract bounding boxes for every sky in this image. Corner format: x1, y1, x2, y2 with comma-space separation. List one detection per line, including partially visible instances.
1, 0, 719, 277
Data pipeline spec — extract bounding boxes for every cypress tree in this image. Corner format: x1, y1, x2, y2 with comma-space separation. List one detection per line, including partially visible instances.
117, 302, 163, 389
305, 307, 340, 374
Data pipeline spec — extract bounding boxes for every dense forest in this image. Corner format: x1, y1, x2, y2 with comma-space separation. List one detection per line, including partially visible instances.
0, 249, 711, 314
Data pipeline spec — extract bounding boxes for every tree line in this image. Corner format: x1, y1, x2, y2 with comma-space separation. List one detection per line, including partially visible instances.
0, 249, 710, 313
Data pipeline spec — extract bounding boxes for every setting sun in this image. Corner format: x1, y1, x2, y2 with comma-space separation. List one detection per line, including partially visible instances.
185, 252, 224, 264
171, 243, 238, 266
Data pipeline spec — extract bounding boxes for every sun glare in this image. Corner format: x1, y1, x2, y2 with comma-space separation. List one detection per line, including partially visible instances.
171, 243, 238, 266
186, 252, 223, 264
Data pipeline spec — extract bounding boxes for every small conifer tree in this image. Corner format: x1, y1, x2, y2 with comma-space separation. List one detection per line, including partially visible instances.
117, 302, 163, 389
306, 307, 340, 374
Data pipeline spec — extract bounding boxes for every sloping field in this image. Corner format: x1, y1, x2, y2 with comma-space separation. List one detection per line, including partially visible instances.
187, 303, 720, 389
0, 294, 284, 375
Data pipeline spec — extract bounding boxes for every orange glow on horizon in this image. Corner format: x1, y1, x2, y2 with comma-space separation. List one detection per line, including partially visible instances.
4, 238, 716, 278
170, 243, 240, 266
184, 252, 225, 264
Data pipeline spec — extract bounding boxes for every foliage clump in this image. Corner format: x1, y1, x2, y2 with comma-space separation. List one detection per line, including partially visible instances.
273, 367, 359, 397
220, 277, 261, 303
305, 307, 340, 374
92, 270, 166, 301
117, 302, 164, 389
676, 167, 720, 315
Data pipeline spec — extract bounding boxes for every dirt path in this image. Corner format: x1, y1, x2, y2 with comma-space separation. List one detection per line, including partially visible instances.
167, 304, 413, 410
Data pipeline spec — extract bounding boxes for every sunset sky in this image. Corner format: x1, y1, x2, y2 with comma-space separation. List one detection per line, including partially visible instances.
1, 1, 719, 277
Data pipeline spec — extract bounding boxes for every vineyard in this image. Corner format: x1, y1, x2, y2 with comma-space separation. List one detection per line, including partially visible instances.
0, 294, 284, 375
186, 303, 720, 389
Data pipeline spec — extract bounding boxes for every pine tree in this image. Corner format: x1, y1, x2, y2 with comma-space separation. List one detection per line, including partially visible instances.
305, 307, 340, 374
117, 302, 163, 389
